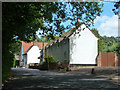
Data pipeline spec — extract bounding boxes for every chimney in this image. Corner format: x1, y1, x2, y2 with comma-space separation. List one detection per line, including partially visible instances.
77, 17, 79, 23
33, 39, 37, 46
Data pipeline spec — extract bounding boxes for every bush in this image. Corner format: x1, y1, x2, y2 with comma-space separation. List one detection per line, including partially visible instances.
39, 61, 43, 65
2, 50, 14, 83
44, 55, 55, 64
115, 43, 120, 56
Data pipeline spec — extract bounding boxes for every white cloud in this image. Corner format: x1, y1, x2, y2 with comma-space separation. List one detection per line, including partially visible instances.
94, 16, 109, 23
94, 15, 118, 37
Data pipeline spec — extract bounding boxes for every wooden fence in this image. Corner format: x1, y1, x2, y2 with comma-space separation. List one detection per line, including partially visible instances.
97, 52, 120, 67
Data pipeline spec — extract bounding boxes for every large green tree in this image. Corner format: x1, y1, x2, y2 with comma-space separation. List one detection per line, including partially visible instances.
2, 2, 59, 82
101, 36, 118, 46
91, 28, 120, 53
39, 34, 58, 42
101, 36, 120, 55
91, 28, 107, 52
113, 1, 120, 18
2, 2, 103, 82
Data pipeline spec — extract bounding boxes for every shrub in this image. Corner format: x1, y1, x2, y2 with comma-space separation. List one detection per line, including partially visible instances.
44, 55, 55, 64
115, 43, 120, 56
39, 61, 43, 65
64, 67, 67, 70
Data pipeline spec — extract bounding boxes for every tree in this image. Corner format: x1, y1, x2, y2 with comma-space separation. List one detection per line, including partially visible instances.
2, 2, 103, 82
102, 36, 117, 45
3, 2, 103, 45
91, 28, 101, 38
91, 29, 120, 54
52, 2, 103, 35
91, 28, 107, 52
99, 36, 119, 53
113, 1, 120, 16
9, 40, 21, 55
39, 34, 58, 42
115, 43, 120, 56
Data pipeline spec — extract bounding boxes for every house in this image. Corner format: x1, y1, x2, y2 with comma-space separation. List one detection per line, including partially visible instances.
19, 40, 48, 67
44, 21, 98, 66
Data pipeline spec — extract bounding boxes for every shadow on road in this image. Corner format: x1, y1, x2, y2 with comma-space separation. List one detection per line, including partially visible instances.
2, 68, 120, 90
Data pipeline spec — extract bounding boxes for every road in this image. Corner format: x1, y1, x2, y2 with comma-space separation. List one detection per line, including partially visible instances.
2, 68, 120, 89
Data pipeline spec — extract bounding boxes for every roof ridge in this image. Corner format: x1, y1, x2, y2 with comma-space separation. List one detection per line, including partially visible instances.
45, 24, 82, 48
45, 23, 98, 48
22, 41, 48, 54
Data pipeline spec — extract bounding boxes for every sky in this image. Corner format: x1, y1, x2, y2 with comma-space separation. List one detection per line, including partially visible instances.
91, 2, 118, 37
36, 2, 118, 38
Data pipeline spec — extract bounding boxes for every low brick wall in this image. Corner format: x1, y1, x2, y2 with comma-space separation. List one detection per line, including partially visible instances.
39, 62, 69, 71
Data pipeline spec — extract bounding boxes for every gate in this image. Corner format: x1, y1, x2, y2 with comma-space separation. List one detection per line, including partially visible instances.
97, 52, 119, 67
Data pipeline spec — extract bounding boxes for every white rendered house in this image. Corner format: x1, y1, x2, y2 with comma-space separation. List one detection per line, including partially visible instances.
45, 23, 98, 66
19, 40, 48, 67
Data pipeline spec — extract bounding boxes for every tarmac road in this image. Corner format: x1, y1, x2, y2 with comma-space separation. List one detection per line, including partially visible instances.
2, 68, 120, 90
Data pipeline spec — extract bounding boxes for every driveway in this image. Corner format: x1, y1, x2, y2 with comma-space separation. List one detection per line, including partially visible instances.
2, 68, 120, 89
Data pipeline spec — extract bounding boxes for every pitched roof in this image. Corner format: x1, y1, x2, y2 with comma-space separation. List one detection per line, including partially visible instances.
45, 23, 98, 48
22, 41, 48, 54
61, 23, 98, 39
86, 26, 99, 39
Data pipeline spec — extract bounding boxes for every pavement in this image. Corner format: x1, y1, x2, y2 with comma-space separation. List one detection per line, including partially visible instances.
2, 68, 120, 89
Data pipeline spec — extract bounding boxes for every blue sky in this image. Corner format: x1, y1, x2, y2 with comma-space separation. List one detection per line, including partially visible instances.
90, 2, 118, 37
101, 2, 114, 17
91, 2, 115, 28
36, 2, 118, 37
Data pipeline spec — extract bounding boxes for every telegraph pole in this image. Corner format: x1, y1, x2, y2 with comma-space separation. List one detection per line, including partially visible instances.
42, 17, 45, 62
